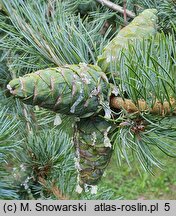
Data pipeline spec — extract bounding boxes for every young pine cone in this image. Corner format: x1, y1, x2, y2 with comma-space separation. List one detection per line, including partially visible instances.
97, 9, 158, 73
75, 117, 115, 186
7, 63, 111, 118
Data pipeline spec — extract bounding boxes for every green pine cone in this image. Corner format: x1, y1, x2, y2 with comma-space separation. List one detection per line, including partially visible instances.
97, 9, 158, 74
76, 117, 115, 186
7, 63, 110, 117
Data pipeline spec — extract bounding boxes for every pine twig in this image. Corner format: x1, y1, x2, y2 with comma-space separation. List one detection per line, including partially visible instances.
38, 177, 70, 200
110, 97, 176, 115
123, 0, 127, 24
22, 104, 32, 132
95, 0, 135, 18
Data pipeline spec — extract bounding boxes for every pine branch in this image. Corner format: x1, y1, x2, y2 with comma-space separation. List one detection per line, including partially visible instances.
95, 0, 135, 18
110, 97, 176, 116
0, 0, 111, 71
2, 0, 176, 194
123, 0, 127, 24
0, 106, 19, 199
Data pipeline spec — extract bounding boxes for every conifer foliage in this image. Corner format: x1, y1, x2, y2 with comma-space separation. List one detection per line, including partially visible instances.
0, 0, 176, 200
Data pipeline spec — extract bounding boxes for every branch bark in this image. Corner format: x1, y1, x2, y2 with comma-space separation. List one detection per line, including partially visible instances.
38, 177, 69, 200
110, 97, 176, 115
22, 104, 32, 132
123, 0, 127, 23
95, 0, 135, 18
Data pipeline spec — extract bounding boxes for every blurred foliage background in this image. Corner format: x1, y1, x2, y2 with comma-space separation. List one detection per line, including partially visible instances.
101, 152, 176, 199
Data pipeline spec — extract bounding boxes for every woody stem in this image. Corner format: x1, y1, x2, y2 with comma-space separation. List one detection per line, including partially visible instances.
110, 97, 176, 115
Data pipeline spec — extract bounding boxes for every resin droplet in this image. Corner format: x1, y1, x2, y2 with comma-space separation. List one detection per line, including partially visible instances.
104, 126, 112, 148
75, 184, 83, 194
54, 114, 62, 126
91, 185, 98, 194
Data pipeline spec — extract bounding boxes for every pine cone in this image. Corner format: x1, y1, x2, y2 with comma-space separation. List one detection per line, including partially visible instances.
97, 9, 158, 73
75, 117, 115, 186
7, 63, 110, 117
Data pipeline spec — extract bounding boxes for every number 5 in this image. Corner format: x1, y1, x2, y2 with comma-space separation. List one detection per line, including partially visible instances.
164, 203, 170, 211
